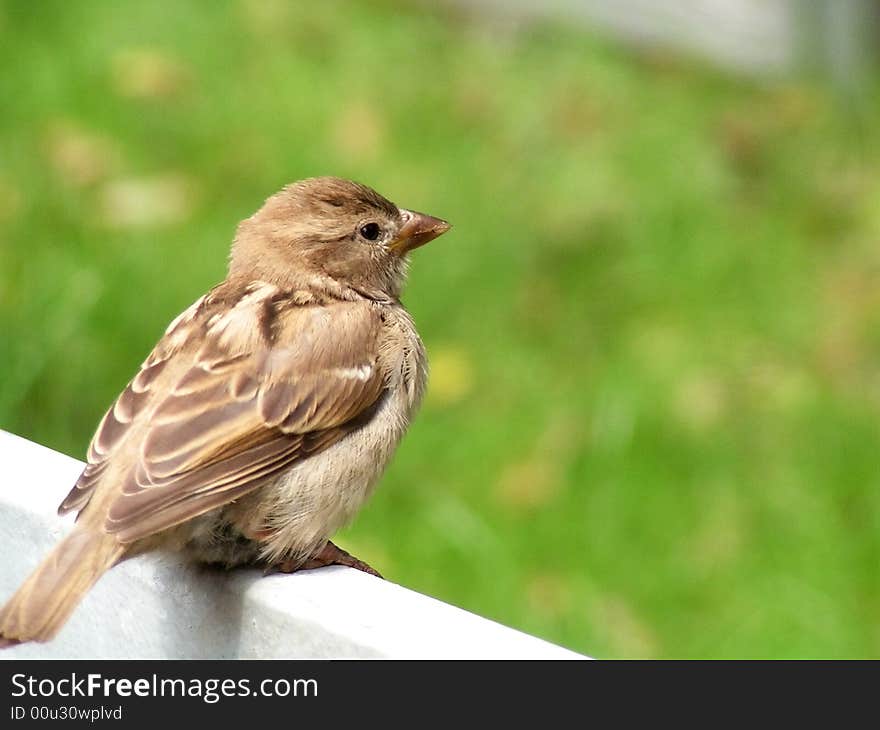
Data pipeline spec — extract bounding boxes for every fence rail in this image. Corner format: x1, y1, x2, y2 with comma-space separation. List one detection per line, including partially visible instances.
450, 0, 880, 86
0, 430, 583, 659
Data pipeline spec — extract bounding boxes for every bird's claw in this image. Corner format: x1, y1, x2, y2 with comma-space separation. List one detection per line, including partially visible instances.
264, 541, 383, 579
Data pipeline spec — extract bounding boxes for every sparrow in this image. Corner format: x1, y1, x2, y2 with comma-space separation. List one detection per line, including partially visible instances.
0, 177, 450, 645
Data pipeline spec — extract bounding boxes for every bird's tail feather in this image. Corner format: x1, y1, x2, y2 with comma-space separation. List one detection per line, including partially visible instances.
0, 528, 124, 645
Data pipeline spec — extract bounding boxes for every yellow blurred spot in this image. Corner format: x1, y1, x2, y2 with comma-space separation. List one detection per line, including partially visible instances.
672, 372, 727, 431
766, 85, 824, 130
494, 457, 561, 511
592, 593, 658, 658
495, 411, 580, 511
454, 75, 498, 127
628, 321, 689, 376
816, 265, 880, 396
99, 173, 198, 229
525, 572, 572, 621
111, 48, 191, 100
44, 121, 118, 188
717, 85, 822, 176
548, 83, 602, 142
426, 345, 474, 408
239, 0, 291, 36
514, 273, 564, 333
331, 100, 386, 164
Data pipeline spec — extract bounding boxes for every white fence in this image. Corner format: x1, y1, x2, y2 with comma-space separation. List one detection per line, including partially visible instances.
0, 430, 584, 659
452, 0, 879, 85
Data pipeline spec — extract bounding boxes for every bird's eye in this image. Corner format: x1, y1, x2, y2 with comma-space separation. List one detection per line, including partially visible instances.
359, 223, 381, 241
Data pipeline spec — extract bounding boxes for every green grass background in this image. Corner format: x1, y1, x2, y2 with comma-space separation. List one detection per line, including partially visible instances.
2, 0, 880, 658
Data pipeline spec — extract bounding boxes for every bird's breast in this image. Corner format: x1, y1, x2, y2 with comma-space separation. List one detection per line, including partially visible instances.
224, 304, 427, 563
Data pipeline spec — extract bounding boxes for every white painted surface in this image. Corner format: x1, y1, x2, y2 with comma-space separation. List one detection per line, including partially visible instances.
0, 430, 584, 659
452, 0, 880, 81
455, 0, 796, 73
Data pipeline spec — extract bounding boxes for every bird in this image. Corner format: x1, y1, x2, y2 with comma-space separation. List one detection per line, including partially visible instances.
0, 176, 450, 645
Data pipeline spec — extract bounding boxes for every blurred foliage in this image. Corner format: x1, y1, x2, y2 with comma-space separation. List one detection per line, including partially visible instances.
1, 0, 880, 658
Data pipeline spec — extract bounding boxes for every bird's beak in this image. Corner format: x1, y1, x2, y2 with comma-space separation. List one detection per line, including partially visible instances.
391, 209, 451, 254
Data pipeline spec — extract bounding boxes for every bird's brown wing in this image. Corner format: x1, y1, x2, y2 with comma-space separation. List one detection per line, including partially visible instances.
60, 284, 386, 544
58, 292, 213, 517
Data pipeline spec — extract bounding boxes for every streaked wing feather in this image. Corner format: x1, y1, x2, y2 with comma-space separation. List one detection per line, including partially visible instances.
58, 294, 210, 517
108, 432, 309, 539
100, 295, 385, 543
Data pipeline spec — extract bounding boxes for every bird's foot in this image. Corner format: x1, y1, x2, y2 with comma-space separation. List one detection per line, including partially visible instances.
0, 636, 21, 650
266, 541, 383, 578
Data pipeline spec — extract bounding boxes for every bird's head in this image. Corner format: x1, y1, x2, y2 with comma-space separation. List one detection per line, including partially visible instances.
230, 177, 450, 300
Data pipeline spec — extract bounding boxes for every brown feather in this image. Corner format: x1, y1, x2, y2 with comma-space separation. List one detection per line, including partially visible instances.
0, 529, 124, 643
89, 287, 387, 542
5, 176, 443, 645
